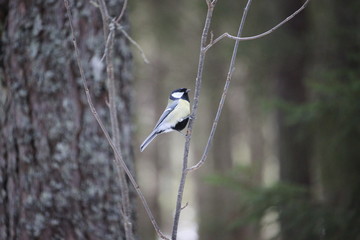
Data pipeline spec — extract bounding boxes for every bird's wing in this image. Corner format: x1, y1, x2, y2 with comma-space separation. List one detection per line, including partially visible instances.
154, 100, 179, 129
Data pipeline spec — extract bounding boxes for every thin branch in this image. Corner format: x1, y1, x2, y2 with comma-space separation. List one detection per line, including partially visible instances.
188, 0, 311, 171
63, 1, 169, 239
100, 28, 113, 62
89, 0, 99, 8
101, 24, 149, 64
101, 0, 150, 63
116, 24, 150, 64
115, 0, 128, 24
97, 0, 110, 37
204, 0, 310, 52
97, 0, 133, 239
188, 0, 254, 172
172, 1, 271, 235
181, 202, 189, 211
171, 1, 217, 239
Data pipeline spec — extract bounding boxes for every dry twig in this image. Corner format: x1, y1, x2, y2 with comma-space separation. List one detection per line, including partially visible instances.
116, 24, 150, 64
181, 202, 189, 211
64, 1, 168, 239
171, 1, 218, 239
100, 0, 149, 64
189, 0, 310, 172
115, 0, 128, 23
204, 0, 310, 52
97, 0, 133, 239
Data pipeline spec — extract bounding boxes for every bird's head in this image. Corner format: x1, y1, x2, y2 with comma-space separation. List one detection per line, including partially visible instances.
170, 88, 190, 101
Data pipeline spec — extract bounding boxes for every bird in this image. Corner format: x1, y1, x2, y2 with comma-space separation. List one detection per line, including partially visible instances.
140, 88, 191, 152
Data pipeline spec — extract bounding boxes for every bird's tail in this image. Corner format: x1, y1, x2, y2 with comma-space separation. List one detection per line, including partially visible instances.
140, 130, 158, 152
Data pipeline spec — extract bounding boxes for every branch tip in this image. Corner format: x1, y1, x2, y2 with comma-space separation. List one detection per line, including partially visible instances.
181, 202, 189, 211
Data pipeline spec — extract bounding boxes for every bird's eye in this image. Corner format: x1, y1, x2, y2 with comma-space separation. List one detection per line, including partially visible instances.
171, 92, 184, 98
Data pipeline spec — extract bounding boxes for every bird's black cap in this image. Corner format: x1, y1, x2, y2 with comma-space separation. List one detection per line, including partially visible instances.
170, 88, 190, 101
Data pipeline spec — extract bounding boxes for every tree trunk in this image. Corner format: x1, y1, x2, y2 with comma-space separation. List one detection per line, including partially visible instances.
310, 0, 360, 238
274, 1, 312, 240
0, 0, 135, 239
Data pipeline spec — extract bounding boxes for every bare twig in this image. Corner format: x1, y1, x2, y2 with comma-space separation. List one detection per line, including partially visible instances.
102, 24, 149, 65
89, 0, 99, 8
203, 0, 310, 52
181, 202, 189, 211
115, 0, 128, 24
99, 1, 149, 64
188, 0, 254, 172
100, 30, 114, 62
97, 0, 133, 239
171, 1, 218, 239
64, 1, 168, 239
188, 0, 311, 172
95, 0, 149, 64
96, 0, 149, 64
172, 0, 255, 236
97, 0, 110, 36
115, 23, 150, 64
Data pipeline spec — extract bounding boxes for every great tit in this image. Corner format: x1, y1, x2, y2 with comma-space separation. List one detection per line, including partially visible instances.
140, 88, 191, 152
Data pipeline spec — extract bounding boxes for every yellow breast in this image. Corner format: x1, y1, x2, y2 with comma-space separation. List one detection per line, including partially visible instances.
167, 99, 190, 125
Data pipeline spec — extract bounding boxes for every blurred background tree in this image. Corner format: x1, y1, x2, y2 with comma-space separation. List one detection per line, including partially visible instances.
0, 0, 135, 239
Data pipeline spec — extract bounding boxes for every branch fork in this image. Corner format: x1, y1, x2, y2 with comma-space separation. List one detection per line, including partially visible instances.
172, 0, 310, 239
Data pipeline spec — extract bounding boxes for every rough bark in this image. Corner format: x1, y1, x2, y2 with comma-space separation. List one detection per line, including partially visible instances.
0, 0, 135, 239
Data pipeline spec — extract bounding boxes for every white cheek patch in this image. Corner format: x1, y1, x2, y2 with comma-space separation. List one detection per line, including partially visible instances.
171, 92, 184, 99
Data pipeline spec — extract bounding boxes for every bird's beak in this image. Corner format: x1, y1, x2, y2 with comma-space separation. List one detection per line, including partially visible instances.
186, 89, 191, 93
